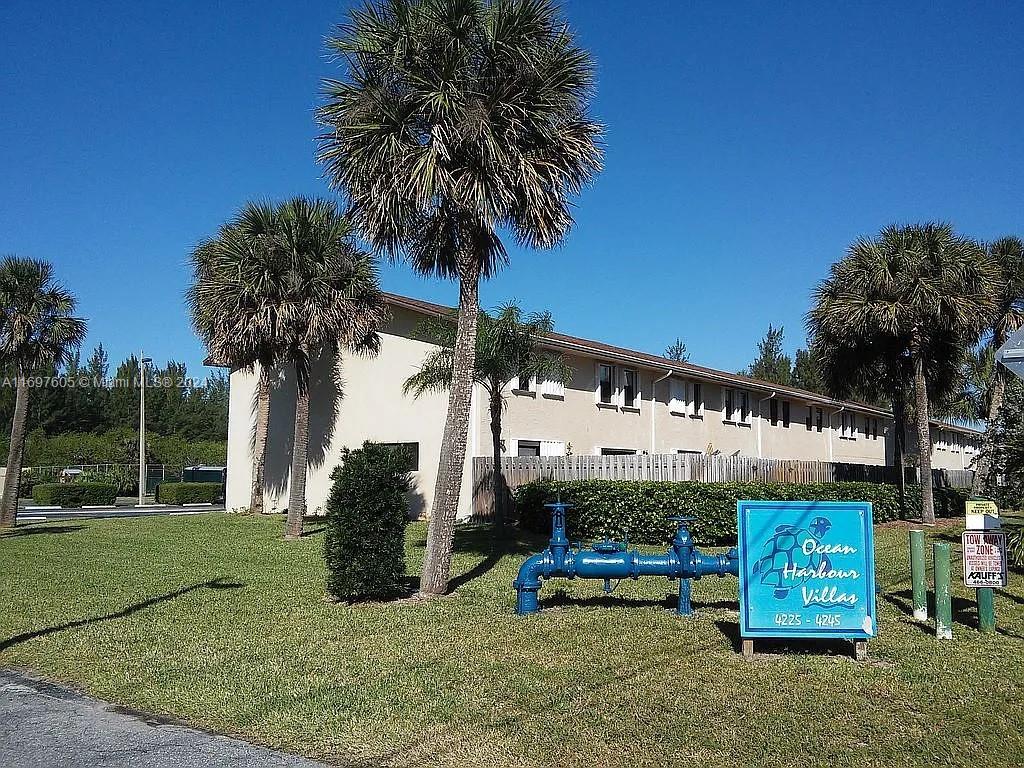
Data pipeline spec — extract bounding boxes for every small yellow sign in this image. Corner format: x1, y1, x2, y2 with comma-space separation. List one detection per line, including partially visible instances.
966, 499, 999, 517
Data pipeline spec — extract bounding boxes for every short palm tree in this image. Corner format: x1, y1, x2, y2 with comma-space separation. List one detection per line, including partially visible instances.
318, 0, 602, 594
0, 257, 86, 527
809, 223, 998, 523
188, 202, 284, 516
275, 197, 388, 539
971, 236, 1024, 493
403, 303, 570, 532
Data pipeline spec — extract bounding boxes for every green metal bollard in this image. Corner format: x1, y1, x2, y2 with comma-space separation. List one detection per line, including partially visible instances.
933, 542, 953, 640
910, 529, 927, 621
977, 587, 995, 633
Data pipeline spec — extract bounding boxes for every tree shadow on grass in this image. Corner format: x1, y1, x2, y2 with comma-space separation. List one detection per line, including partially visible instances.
539, 591, 676, 611
536, 588, 738, 613
0, 578, 244, 652
2, 525, 85, 538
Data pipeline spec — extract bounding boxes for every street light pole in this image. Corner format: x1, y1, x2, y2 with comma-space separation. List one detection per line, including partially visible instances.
138, 352, 152, 506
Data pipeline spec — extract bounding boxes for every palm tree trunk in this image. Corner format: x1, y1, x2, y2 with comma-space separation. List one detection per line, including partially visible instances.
913, 352, 935, 524
249, 365, 271, 515
420, 271, 480, 597
0, 372, 30, 528
972, 367, 1006, 496
285, 360, 309, 539
489, 389, 505, 533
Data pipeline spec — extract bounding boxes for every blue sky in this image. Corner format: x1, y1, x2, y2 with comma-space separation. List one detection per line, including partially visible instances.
2, 1, 1022, 378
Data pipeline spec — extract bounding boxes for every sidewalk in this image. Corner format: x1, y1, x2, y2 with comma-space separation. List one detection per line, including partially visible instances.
0, 669, 330, 767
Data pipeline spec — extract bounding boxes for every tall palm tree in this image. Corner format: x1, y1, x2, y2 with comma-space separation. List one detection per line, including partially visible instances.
0, 257, 86, 527
809, 223, 998, 524
403, 303, 570, 533
275, 197, 388, 539
318, 0, 602, 595
971, 236, 1024, 494
188, 202, 284, 516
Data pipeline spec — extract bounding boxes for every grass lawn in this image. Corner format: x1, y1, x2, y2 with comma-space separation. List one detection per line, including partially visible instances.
2, 514, 1023, 767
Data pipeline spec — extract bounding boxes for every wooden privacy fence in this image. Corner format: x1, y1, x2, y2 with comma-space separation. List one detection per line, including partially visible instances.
471, 454, 974, 521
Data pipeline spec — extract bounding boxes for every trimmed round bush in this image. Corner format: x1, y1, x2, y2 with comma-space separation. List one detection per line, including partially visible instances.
324, 442, 411, 602
32, 482, 117, 508
156, 482, 223, 505
515, 479, 969, 546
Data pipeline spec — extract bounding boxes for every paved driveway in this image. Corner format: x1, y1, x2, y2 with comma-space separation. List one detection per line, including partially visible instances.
0, 669, 330, 767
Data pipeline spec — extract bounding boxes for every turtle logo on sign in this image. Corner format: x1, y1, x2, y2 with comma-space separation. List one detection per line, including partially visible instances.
752, 516, 846, 604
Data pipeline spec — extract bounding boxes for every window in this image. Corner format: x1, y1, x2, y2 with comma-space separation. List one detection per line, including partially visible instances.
724, 388, 735, 421
379, 442, 419, 472
540, 377, 565, 399
769, 399, 779, 426
622, 368, 639, 408
598, 364, 615, 405
669, 378, 686, 415
515, 373, 535, 394
600, 447, 637, 456
782, 400, 791, 428
739, 390, 750, 424
872, 418, 879, 440
517, 440, 541, 457
806, 406, 813, 431
840, 412, 857, 440
516, 439, 566, 457
816, 407, 824, 433
691, 382, 703, 417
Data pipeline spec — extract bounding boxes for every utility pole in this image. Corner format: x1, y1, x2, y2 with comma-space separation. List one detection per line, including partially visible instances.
138, 352, 152, 506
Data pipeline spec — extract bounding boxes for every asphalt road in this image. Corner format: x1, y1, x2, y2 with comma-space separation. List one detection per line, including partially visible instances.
0, 669, 331, 767
15, 506, 224, 523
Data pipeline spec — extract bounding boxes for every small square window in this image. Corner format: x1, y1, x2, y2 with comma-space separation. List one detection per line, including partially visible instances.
517, 440, 541, 457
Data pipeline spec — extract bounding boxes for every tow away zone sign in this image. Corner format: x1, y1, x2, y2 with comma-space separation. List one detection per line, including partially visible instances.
962, 530, 1008, 588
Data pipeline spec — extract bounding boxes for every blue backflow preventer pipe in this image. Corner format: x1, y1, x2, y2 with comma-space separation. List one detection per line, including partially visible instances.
513, 501, 740, 616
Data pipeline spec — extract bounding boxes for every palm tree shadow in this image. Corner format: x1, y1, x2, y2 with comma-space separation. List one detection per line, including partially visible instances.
3, 524, 85, 537
264, 349, 344, 513
0, 578, 244, 652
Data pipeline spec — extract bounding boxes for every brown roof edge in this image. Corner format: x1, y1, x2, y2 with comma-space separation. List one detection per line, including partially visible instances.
384, 292, 984, 435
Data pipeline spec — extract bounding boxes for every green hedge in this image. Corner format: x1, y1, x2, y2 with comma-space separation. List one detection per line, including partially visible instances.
515, 480, 969, 545
156, 482, 223, 505
324, 442, 411, 601
32, 482, 117, 508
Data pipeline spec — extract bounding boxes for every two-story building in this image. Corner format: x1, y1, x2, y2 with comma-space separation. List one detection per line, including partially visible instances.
224, 293, 982, 518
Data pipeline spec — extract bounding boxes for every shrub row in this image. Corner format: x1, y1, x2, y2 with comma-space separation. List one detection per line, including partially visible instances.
325, 442, 411, 602
515, 480, 969, 545
32, 482, 118, 508
157, 482, 223, 505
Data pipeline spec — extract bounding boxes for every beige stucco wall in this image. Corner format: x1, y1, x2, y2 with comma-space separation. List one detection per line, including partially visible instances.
226, 306, 476, 519
226, 302, 983, 520
493, 359, 893, 465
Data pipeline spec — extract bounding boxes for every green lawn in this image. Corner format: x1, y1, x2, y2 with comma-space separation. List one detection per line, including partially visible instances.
2, 514, 1022, 767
